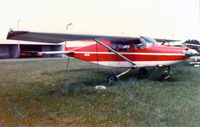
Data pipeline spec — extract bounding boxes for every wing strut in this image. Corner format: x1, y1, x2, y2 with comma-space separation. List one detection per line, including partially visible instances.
94, 39, 136, 67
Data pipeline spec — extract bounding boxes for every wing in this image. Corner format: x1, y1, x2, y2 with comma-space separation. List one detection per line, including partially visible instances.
183, 43, 200, 47
155, 39, 180, 42
7, 30, 138, 43
7, 29, 180, 43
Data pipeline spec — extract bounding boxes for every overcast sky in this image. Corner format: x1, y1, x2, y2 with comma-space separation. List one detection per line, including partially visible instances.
0, 0, 199, 41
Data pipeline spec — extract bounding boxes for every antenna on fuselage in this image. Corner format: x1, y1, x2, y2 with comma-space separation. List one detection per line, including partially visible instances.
17, 19, 20, 58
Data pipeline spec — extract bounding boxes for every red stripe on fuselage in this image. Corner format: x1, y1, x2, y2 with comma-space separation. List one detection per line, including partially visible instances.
71, 53, 187, 61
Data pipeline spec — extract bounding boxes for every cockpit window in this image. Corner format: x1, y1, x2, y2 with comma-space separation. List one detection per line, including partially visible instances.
111, 43, 117, 50
140, 36, 157, 47
118, 44, 130, 51
134, 40, 144, 49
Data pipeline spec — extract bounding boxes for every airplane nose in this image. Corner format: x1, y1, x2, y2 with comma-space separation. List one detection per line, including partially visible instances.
183, 49, 198, 57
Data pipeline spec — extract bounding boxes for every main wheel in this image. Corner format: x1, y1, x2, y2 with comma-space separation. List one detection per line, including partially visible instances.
137, 68, 147, 79
139, 68, 147, 75
107, 73, 118, 83
159, 74, 170, 82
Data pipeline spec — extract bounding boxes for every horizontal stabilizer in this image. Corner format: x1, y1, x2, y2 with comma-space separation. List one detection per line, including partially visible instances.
37, 51, 74, 56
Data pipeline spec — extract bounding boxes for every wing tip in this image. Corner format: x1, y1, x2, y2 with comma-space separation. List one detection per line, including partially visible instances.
7, 29, 29, 39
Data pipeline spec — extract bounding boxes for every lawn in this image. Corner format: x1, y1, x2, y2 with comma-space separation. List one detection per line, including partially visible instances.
0, 58, 199, 127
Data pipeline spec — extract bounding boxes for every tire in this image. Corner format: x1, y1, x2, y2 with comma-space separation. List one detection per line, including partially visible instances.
139, 68, 147, 76
107, 73, 118, 83
137, 68, 147, 79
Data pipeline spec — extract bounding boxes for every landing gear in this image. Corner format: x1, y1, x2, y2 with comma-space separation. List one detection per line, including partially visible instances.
159, 66, 171, 82
137, 67, 147, 79
107, 68, 134, 83
94, 39, 137, 83
106, 66, 173, 82
139, 68, 147, 75
159, 73, 170, 82
107, 73, 118, 83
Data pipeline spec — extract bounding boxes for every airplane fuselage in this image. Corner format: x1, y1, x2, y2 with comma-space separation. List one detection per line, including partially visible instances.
65, 39, 189, 68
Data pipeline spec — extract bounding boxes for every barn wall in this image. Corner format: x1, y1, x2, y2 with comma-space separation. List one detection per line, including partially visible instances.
9, 45, 18, 58
0, 45, 18, 59
0, 44, 62, 59
0, 45, 9, 58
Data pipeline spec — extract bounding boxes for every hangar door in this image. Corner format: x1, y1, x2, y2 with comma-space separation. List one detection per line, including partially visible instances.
20, 45, 42, 58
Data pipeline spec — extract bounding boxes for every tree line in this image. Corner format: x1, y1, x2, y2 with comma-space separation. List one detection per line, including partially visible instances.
184, 39, 200, 44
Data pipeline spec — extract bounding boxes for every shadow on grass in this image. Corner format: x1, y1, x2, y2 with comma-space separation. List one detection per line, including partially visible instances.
40, 62, 196, 90
41, 67, 109, 76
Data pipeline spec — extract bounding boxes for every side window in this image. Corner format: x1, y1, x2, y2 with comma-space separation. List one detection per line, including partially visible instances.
118, 44, 130, 51
111, 43, 131, 51
134, 40, 144, 50
111, 43, 117, 50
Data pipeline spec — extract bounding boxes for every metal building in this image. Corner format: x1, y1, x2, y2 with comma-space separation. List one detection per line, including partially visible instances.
0, 39, 62, 59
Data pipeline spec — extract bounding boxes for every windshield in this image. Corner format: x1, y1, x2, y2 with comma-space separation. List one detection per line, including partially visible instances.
140, 36, 157, 47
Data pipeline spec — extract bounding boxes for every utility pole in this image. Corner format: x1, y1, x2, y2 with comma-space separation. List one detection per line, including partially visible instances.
199, 0, 200, 41
17, 19, 20, 58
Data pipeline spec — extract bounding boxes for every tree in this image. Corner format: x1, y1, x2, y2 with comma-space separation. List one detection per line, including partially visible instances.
184, 39, 200, 44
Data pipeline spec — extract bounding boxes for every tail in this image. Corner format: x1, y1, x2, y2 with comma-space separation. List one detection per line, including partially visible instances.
65, 41, 79, 51
34, 41, 73, 56
65, 41, 69, 51
65, 40, 95, 51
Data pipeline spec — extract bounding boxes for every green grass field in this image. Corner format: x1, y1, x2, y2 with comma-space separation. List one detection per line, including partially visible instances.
0, 58, 200, 127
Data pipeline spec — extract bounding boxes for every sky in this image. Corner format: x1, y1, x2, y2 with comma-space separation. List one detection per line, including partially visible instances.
0, 0, 199, 41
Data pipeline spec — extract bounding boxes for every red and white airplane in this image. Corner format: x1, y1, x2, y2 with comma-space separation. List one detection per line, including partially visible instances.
7, 30, 198, 82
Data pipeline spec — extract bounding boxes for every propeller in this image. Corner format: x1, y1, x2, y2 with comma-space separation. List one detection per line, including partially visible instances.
183, 49, 199, 57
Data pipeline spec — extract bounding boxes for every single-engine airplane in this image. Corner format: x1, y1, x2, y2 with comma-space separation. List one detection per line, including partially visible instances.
7, 30, 198, 82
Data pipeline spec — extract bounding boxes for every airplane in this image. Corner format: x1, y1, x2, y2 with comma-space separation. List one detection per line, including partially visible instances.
161, 41, 200, 63
6, 29, 198, 82
181, 43, 200, 64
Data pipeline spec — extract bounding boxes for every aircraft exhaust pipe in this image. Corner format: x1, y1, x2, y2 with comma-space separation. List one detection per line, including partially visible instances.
183, 49, 198, 57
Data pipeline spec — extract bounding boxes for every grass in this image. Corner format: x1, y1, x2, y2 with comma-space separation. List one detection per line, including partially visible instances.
0, 58, 200, 127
